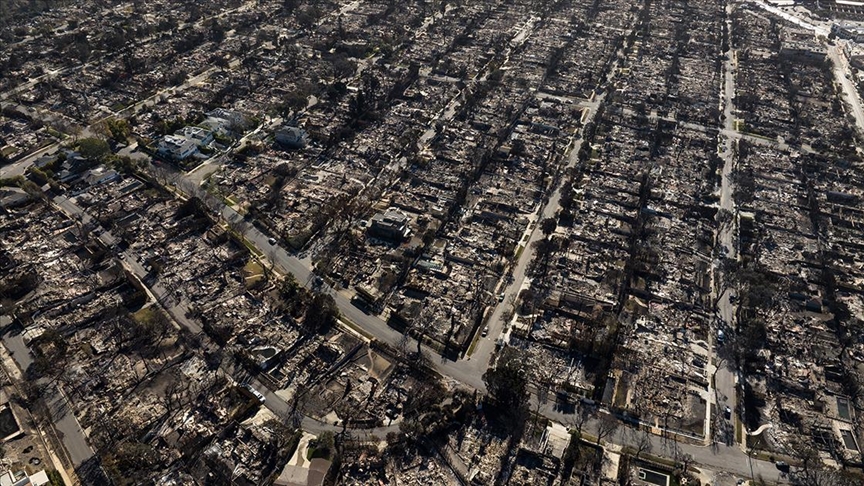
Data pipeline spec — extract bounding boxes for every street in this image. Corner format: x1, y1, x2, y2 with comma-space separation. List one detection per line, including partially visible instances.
538, 399, 783, 484
2, 0, 837, 478
711, 3, 741, 454
828, 44, 864, 142
2, 327, 100, 472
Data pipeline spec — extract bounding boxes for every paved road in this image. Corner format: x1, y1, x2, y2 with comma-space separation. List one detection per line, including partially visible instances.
466, 92, 606, 379
0, 0, 259, 104
747, 0, 864, 152
212, 202, 492, 387
2, 329, 96, 468
0, 141, 66, 179
748, 0, 830, 36
43, 386, 95, 468
194, 108, 788, 486
612, 105, 818, 156
45, 194, 212, 473
51, 192, 405, 444
828, 44, 864, 141
38, 81, 785, 486
35, 98, 787, 486
53, 194, 207, 336
0, 0, 267, 181
169, 23, 791, 479
0, 67, 68, 104
712, 7, 740, 452
0, 63, 216, 181
538, 399, 783, 484
5, 2, 799, 479
460, 27, 618, 378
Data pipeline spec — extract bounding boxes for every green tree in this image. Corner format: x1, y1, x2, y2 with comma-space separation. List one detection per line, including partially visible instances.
308, 431, 335, 460
482, 347, 528, 424
47, 470, 64, 486
28, 329, 69, 379
303, 293, 339, 334
105, 118, 131, 143
103, 440, 159, 485
541, 217, 557, 238
264, 419, 299, 458
296, 7, 323, 29
77, 137, 110, 161
208, 19, 226, 43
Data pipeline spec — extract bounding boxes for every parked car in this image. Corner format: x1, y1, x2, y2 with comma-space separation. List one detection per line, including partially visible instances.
241, 384, 266, 403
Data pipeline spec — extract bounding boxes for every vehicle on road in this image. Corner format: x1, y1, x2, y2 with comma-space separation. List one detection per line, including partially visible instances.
775, 461, 789, 471
724, 406, 732, 419
351, 295, 374, 314
241, 384, 266, 403
481, 326, 489, 337
268, 237, 277, 245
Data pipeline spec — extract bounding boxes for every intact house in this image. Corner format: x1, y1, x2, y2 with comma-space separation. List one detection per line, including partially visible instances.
0, 187, 32, 208
200, 108, 247, 138
157, 135, 199, 162
832, 21, 864, 43
82, 166, 120, 186
0, 469, 50, 486
175, 126, 214, 147
275, 126, 308, 149
368, 208, 411, 241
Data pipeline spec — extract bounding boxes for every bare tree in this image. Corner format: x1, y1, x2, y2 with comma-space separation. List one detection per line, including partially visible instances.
679, 453, 694, 474
263, 419, 298, 459
160, 370, 193, 417
149, 163, 181, 187
570, 403, 592, 439
787, 441, 857, 486
397, 327, 411, 357
595, 413, 619, 445
263, 247, 280, 282
633, 427, 653, 459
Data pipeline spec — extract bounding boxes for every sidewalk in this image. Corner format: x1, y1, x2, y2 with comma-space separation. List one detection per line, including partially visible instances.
0, 339, 77, 486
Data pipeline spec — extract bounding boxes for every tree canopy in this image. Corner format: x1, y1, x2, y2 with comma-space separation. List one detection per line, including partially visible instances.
303, 293, 339, 335
482, 347, 529, 421
77, 137, 110, 161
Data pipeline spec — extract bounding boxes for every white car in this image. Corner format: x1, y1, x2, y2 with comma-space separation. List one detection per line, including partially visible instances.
242, 384, 266, 403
